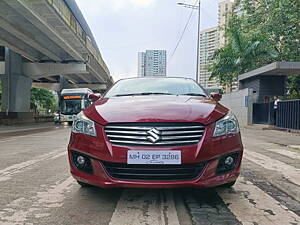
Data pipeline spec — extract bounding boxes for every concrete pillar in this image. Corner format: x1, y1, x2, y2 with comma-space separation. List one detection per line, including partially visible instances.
1, 48, 32, 114
59, 75, 71, 90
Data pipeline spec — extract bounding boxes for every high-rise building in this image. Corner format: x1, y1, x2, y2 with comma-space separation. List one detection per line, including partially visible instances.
218, 0, 235, 47
138, 52, 146, 77
218, 0, 239, 92
138, 50, 167, 77
197, 0, 239, 91
198, 27, 219, 89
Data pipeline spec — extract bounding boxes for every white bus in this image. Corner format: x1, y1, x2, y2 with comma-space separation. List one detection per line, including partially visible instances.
56, 88, 94, 125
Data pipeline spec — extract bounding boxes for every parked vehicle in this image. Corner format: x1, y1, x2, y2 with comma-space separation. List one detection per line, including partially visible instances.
57, 88, 94, 125
68, 77, 243, 188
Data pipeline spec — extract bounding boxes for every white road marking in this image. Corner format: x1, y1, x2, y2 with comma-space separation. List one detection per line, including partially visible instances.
109, 189, 180, 225
265, 148, 300, 160
244, 150, 300, 186
217, 177, 300, 225
0, 150, 66, 182
0, 177, 75, 225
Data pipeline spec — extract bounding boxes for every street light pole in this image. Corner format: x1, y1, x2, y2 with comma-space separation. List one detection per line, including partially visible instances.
177, 1, 201, 83
196, 1, 201, 83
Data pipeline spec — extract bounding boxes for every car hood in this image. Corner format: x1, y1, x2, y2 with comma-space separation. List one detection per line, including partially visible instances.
84, 95, 228, 125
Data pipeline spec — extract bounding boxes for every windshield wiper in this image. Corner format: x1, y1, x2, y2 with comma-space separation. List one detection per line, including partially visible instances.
136, 92, 173, 96
113, 92, 173, 97
112, 94, 138, 97
180, 93, 207, 97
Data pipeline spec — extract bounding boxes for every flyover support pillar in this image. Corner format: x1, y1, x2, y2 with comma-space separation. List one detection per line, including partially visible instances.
0, 48, 32, 120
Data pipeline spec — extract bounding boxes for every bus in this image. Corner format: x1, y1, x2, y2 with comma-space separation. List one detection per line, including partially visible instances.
55, 88, 94, 125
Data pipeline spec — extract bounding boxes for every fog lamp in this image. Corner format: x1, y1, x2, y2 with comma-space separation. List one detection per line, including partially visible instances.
224, 156, 234, 167
71, 151, 93, 174
77, 155, 86, 166
216, 153, 239, 174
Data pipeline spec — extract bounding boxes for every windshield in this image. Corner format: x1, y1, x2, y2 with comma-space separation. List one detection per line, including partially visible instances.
105, 78, 207, 97
60, 99, 82, 115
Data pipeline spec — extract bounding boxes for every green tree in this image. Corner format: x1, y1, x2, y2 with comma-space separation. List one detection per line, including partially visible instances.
235, 0, 300, 61
209, 27, 277, 91
210, 0, 300, 97
208, 44, 237, 89
287, 76, 300, 99
30, 88, 57, 113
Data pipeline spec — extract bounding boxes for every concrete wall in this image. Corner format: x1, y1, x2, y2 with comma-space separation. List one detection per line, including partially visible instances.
220, 88, 253, 126
239, 77, 260, 103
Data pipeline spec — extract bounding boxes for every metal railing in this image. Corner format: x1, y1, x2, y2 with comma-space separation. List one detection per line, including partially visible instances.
276, 100, 300, 130
46, 0, 110, 77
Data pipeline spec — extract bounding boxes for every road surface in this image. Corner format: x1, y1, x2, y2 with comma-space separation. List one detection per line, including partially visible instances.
0, 125, 299, 225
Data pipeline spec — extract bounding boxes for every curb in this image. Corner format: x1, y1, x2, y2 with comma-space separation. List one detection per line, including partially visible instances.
244, 125, 300, 134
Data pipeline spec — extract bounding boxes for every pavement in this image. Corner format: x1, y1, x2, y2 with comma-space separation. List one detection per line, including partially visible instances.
0, 125, 299, 225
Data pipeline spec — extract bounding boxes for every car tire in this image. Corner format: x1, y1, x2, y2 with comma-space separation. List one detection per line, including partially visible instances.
68, 121, 73, 126
77, 181, 92, 188
220, 181, 236, 188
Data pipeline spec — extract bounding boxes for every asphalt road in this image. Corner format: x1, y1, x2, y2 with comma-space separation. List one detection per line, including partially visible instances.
0, 124, 299, 225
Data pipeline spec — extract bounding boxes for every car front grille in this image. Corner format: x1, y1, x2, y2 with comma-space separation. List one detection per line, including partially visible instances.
104, 122, 205, 146
101, 161, 206, 181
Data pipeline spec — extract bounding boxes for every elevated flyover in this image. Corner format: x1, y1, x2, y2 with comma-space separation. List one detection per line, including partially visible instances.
0, 0, 113, 116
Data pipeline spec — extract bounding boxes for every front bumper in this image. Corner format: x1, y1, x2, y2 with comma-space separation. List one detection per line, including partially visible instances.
67, 122, 243, 188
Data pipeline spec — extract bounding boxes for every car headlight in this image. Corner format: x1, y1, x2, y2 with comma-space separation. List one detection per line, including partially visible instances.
72, 112, 97, 137
213, 111, 239, 137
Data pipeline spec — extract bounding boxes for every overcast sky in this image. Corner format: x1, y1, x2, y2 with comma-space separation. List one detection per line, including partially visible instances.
75, 0, 224, 81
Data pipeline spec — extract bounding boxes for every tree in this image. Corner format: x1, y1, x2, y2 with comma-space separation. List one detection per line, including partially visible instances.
210, 0, 300, 96
287, 76, 300, 99
209, 27, 277, 91
208, 45, 238, 89
30, 88, 57, 113
235, 0, 299, 61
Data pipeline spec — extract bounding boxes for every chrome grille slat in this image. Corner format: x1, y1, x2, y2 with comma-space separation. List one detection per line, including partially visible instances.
105, 126, 151, 131
162, 130, 204, 135
161, 135, 202, 140
105, 123, 205, 146
109, 139, 200, 145
105, 130, 147, 135
156, 126, 204, 130
107, 135, 148, 140
105, 125, 204, 131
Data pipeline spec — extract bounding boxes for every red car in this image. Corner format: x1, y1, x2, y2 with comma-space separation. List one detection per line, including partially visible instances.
68, 77, 243, 188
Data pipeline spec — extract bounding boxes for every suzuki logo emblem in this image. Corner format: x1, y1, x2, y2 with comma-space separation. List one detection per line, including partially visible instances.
146, 128, 161, 143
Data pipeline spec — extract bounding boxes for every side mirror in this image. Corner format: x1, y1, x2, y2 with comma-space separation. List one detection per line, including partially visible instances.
89, 93, 101, 102
210, 93, 222, 101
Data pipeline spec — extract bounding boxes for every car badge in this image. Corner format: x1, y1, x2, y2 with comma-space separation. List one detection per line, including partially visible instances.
146, 128, 161, 143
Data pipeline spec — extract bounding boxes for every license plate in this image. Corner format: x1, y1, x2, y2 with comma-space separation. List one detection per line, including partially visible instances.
127, 150, 181, 165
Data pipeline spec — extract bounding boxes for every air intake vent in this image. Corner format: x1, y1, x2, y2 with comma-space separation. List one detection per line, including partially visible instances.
101, 161, 206, 181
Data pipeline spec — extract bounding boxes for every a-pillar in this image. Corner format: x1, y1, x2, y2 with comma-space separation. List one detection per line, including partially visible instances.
0, 48, 32, 120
